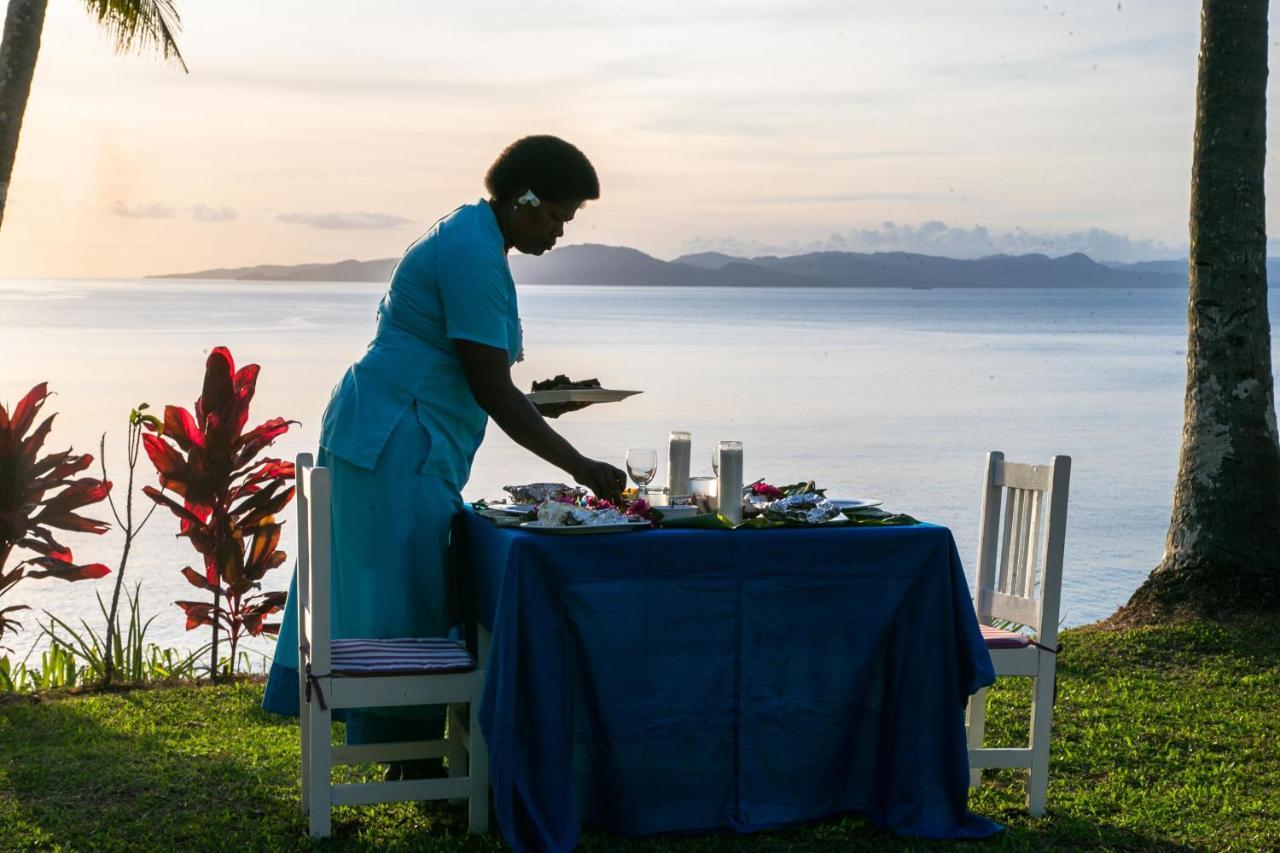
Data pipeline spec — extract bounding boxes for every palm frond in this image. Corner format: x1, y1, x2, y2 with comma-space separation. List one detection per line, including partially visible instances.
82, 0, 188, 73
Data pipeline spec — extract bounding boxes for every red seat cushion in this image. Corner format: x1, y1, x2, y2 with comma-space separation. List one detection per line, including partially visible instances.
980, 624, 1033, 649
330, 637, 475, 676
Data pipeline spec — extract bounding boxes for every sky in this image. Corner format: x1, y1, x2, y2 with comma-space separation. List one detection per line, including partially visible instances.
1, 0, 1276, 278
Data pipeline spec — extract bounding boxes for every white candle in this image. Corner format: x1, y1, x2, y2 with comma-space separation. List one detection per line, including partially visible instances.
668, 431, 691, 497
716, 441, 744, 524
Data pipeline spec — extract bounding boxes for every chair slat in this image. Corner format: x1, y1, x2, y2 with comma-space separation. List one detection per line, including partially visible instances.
1024, 490, 1042, 599
1016, 488, 1034, 597
993, 461, 1053, 491
332, 777, 472, 807
328, 672, 477, 708
978, 588, 1041, 632
332, 740, 449, 765
998, 487, 1017, 594
1007, 488, 1028, 596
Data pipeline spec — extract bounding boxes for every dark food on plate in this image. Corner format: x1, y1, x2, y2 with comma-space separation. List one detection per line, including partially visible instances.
530, 374, 603, 392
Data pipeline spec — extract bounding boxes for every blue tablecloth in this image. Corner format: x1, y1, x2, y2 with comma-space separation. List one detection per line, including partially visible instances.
455, 512, 1000, 852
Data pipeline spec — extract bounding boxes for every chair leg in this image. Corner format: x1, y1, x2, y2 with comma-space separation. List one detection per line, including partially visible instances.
446, 703, 468, 778
299, 680, 312, 816
468, 678, 490, 834
307, 696, 333, 838
1027, 656, 1056, 817
966, 686, 989, 789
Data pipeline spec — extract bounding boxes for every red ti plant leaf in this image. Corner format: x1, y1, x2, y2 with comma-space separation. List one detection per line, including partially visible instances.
232, 418, 296, 469
143, 349, 295, 675
162, 406, 204, 452
16, 534, 72, 562
142, 485, 209, 534
19, 414, 56, 468
175, 600, 217, 631
25, 556, 111, 581
34, 478, 112, 533
142, 434, 192, 497
0, 383, 112, 643
244, 458, 295, 486
180, 566, 221, 594
233, 590, 286, 637
30, 449, 92, 484
7, 383, 48, 439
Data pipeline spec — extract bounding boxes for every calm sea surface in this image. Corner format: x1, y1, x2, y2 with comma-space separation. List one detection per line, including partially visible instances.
2, 278, 1276, 663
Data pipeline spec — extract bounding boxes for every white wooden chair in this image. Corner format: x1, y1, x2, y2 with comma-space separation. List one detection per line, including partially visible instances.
295, 453, 489, 838
966, 451, 1071, 817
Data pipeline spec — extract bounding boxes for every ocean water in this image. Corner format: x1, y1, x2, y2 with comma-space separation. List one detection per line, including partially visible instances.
1, 278, 1275, 663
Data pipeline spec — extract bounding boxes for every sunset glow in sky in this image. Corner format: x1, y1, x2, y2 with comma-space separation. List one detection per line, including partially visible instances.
2, 0, 1277, 278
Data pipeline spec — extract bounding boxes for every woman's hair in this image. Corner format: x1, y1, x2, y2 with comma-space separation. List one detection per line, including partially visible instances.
485, 135, 600, 204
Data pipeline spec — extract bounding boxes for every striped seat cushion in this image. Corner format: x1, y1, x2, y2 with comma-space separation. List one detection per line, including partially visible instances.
980, 624, 1033, 649
330, 637, 475, 676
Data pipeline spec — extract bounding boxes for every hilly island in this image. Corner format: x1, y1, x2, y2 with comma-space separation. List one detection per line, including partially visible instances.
151, 243, 1224, 288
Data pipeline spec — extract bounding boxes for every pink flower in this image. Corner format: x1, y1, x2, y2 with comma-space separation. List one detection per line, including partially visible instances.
625, 499, 654, 521
752, 482, 784, 500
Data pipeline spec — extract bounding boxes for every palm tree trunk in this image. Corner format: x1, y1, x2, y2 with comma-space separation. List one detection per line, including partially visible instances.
0, 0, 48, 230
1121, 0, 1280, 621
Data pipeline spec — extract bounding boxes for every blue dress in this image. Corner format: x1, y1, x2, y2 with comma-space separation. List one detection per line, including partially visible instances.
263, 200, 522, 742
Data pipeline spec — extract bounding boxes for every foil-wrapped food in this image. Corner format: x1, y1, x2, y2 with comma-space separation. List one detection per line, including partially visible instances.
530, 499, 629, 527
504, 482, 586, 504
761, 493, 843, 525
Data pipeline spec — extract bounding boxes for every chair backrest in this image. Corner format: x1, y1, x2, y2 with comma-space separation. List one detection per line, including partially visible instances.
974, 451, 1071, 650
296, 453, 331, 674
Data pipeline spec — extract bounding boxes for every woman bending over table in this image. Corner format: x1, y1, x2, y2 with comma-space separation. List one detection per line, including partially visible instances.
262, 135, 626, 777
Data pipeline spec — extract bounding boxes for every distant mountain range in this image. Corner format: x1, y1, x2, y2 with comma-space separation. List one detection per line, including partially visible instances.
154, 243, 1271, 289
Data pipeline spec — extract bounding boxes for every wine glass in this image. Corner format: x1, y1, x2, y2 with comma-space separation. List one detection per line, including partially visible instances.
626, 448, 658, 491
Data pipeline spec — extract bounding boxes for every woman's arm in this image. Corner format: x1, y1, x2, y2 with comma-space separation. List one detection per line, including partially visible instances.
454, 339, 627, 502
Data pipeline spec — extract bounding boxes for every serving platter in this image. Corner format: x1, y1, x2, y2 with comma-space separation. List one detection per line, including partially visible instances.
525, 388, 642, 405
519, 520, 651, 535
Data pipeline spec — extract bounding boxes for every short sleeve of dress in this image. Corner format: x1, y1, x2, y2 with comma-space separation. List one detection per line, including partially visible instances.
436, 223, 511, 351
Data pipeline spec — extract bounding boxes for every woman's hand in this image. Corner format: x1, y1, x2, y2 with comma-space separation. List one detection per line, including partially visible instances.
571, 457, 627, 504
534, 400, 593, 419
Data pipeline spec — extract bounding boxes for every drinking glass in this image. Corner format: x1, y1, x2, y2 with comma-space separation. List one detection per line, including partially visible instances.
626, 448, 658, 490
712, 447, 720, 476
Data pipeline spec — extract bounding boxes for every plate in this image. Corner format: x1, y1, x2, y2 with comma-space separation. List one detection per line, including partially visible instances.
520, 520, 651, 535
526, 388, 642, 405
651, 504, 699, 520
830, 498, 883, 512
499, 504, 539, 515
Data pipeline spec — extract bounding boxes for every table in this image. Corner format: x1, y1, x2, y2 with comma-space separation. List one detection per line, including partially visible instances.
455, 511, 1000, 852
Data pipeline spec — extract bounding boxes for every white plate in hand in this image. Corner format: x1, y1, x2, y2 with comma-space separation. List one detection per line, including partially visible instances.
526, 388, 642, 405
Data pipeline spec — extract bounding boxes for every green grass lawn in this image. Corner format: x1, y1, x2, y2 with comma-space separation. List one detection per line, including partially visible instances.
0, 618, 1276, 852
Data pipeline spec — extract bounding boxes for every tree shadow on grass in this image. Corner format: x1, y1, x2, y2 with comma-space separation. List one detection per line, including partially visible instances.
0, 688, 501, 852
573, 809, 1195, 853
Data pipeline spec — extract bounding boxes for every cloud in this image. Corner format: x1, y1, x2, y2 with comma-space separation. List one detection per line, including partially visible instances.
684, 221, 1188, 263
113, 201, 237, 223
189, 205, 237, 223
114, 201, 177, 219
275, 211, 414, 230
